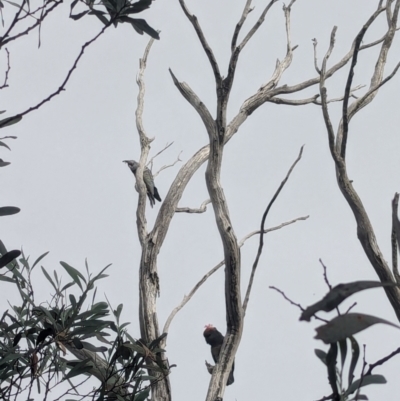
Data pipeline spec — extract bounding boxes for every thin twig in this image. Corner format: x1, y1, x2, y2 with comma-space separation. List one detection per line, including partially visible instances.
237, 0, 279, 52
268, 95, 319, 105
0, 0, 26, 47
147, 142, 174, 169
0, 23, 111, 128
178, 0, 221, 83
0, 48, 10, 89
242, 146, 304, 313
319, 259, 333, 290
337, 5, 390, 155
231, 0, 253, 52
238, 216, 309, 245
344, 301, 357, 314
0, 0, 62, 47
319, 26, 341, 164
162, 216, 308, 335
312, 38, 321, 74
313, 84, 364, 104
347, 61, 400, 120
283, 0, 297, 53
269, 286, 329, 323
366, 346, 400, 375
176, 199, 211, 213
269, 286, 304, 311
355, 345, 368, 399
153, 151, 182, 178
360, 26, 400, 50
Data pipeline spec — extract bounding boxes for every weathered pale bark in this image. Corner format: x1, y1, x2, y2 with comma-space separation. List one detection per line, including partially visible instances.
319, 0, 400, 321
127, 1, 400, 400
64, 3, 400, 401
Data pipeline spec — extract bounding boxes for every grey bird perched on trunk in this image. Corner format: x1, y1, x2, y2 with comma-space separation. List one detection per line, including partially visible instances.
123, 160, 162, 207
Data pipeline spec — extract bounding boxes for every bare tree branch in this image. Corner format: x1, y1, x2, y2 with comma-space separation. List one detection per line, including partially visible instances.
0, 48, 10, 90
135, 38, 155, 245
360, 25, 400, 50
312, 38, 321, 74
234, 6, 386, 124
169, 69, 215, 134
269, 286, 305, 312
268, 95, 319, 106
392, 193, 400, 284
343, 60, 400, 119
0, 0, 27, 47
133, 38, 172, 401
319, 26, 340, 164
236, 0, 279, 52
175, 199, 211, 213
318, 0, 400, 322
341, 6, 388, 159
231, 0, 253, 52
148, 142, 175, 171
336, 3, 398, 154
177, 0, 221, 83
366, 346, 400, 375
243, 146, 304, 313
0, 0, 62, 47
266, 85, 364, 106
0, 23, 111, 128
319, 259, 333, 291
162, 216, 308, 335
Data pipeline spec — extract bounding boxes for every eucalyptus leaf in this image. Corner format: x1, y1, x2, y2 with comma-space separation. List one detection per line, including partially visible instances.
0, 206, 20, 216
81, 341, 107, 353
134, 388, 150, 401
315, 313, 400, 344
32, 252, 49, 269
63, 359, 93, 380
0, 141, 10, 150
0, 115, 22, 128
348, 336, 360, 387
0, 275, 16, 283
346, 374, 386, 395
301, 281, 398, 321
60, 261, 86, 290
0, 250, 21, 268
41, 266, 57, 292
314, 348, 327, 365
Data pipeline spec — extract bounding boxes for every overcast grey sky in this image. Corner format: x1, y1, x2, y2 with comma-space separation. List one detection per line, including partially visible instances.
2, 0, 400, 399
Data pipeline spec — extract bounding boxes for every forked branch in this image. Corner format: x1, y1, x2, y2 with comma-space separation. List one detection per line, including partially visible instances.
162, 215, 308, 335
318, 0, 400, 322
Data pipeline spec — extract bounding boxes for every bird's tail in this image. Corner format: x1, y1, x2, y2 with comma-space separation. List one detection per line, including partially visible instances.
148, 193, 155, 208
227, 360, 234, 386
154, 186, 162, 202
227, 370, 234, 386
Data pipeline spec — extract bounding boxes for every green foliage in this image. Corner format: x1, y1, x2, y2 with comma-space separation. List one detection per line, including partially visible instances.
70, 0, 159, 39
0, 244, 170, 400
0, 115, 22, 129
314, 336, 387, 401
306, 281, 399, 400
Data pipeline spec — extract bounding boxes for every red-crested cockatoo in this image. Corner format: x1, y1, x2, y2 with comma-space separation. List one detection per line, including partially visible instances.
203, 324, 234, 385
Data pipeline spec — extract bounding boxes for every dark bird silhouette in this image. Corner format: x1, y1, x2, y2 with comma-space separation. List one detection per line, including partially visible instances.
123, 160, 162, 207
36, 327, 55, 346
203, 324, 234, 386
